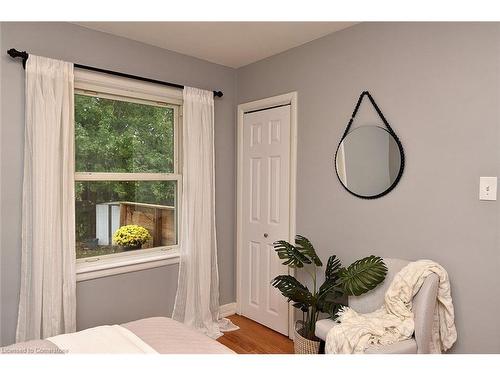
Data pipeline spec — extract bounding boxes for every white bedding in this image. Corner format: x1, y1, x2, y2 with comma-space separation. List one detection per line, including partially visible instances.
47, 325, 157, 354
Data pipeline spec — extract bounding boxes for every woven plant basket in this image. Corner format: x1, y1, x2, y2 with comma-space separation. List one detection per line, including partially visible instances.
293, 321, 321, 354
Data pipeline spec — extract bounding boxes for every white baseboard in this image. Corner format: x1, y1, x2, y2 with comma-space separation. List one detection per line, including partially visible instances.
219, 302, 237, 318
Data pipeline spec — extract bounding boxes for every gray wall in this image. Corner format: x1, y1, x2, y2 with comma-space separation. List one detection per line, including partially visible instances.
0, 22, 237, 345
237, 22, 500, 353
76, 264, 180, 330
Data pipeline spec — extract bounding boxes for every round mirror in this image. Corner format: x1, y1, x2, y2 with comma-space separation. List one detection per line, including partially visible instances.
335, 126, 404, 199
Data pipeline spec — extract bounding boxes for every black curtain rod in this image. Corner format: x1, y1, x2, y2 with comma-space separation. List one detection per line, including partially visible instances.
7, 48, 223, 98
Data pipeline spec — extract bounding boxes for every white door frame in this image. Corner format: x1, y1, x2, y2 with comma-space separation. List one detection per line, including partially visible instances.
236, 92, 298, 339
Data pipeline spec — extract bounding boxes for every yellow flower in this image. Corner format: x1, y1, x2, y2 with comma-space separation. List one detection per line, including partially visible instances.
113, 225, 151, 246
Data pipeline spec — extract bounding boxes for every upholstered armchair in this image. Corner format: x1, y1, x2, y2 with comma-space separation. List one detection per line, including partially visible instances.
315, 258, 439, 354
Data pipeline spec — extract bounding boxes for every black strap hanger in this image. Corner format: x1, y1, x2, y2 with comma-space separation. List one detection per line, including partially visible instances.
341, 91, 398, 140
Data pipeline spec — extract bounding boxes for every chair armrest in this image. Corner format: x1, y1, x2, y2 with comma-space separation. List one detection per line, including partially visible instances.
412, 273, 439, 353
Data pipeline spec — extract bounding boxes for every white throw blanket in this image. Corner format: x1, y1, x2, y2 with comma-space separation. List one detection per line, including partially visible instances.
325, 260, 457, 354
47, 325, 158, 353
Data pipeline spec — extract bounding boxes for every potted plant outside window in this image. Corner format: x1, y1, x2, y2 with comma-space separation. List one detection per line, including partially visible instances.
113, 225, 151, 251
271, 235, 388, 354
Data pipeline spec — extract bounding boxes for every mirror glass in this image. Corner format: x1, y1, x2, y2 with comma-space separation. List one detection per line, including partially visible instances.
335, 126, 403, 198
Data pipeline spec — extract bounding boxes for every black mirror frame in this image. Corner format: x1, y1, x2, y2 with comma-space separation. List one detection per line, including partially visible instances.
334, 91, 405, 200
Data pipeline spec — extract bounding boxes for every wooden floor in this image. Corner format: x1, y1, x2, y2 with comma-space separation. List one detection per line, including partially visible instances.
217, 314, 294, 354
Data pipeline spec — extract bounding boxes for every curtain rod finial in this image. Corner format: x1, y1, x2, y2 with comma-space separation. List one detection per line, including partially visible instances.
7, 48, 29, 68
214, 91, 223, 98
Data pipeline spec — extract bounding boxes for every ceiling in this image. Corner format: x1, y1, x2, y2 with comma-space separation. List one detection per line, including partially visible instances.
74, 22, 357, 68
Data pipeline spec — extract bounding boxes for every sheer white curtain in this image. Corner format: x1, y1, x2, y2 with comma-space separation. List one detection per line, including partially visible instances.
172, 87, 237, 339
16, 55, 76, 342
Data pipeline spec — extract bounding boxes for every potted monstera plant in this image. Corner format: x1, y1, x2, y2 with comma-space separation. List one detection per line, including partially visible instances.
271, 235, 387, 354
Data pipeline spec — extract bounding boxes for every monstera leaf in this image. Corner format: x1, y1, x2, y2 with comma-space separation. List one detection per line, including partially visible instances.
273, 240, 311, 268
318, 278, 343, 298
324, 255, 342, 281
316, 292, 346, 320
317, 281, 343, 311
316, 255, 342, 298
338, 256, 387, 296
271, 275, 314, 307
295, 235, 322, 267
326, 303, 346, 321
316, 255, 344, 316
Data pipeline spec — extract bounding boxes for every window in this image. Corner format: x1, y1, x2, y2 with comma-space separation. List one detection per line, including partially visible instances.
74, 84, 181, 261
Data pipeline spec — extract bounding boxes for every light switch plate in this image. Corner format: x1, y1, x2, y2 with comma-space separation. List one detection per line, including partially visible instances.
480, 177, 497, 201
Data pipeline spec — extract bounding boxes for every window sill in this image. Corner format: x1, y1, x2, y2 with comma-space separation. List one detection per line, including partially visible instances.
76, 249, 180, 282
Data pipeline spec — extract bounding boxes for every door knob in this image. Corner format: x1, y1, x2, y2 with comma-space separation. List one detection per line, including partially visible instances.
264, 233, 269, 238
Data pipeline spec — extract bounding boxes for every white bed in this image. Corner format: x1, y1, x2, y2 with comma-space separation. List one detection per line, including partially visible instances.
1, 317, 235, 354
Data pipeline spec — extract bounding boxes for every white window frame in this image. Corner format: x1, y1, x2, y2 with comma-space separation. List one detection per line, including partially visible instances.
74, 69, 183, 281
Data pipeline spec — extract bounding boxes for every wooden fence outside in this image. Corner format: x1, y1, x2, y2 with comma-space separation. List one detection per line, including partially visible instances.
119, 202, 176, 247
96, 201, 176, 247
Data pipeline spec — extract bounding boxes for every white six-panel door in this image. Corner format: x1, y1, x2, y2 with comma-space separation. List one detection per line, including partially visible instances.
240, 105, 291, 335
